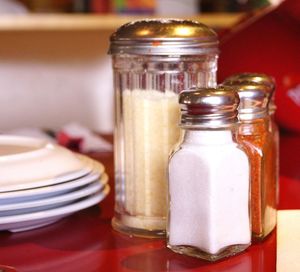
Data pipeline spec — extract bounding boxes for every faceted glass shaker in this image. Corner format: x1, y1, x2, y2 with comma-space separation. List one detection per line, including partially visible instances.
108, 19, 219, 238
223, 73, 279, 206
223, 76, 278, 240
168, 87, 251, 261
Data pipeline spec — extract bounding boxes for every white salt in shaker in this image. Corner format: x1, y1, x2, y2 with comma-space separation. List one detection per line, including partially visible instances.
168, 86, 251, 261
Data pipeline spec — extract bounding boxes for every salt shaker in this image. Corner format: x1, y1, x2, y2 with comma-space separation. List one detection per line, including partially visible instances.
223, 77, 278, 240
168, 87, 251, 261
108, 19, 219, 238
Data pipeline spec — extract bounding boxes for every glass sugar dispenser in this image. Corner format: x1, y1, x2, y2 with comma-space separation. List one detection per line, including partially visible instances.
222, 80, 277, 240
168, 87, 251, 261
108, 19, 219, 238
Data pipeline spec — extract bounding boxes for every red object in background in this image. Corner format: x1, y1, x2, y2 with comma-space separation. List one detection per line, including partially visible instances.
56, 131, 82, 151
218, 0, 300, 133
90, 0, 110, 13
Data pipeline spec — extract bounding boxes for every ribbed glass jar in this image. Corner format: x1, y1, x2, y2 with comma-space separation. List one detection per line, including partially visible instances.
109, 19, 219, 238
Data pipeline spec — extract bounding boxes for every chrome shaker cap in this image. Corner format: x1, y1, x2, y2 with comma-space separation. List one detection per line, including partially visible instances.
223, 73, 276, 114
221, 83, 270, 121
108, 19, 219, 55
179, 86, 239, 128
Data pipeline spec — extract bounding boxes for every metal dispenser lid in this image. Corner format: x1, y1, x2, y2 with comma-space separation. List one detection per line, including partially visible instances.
109, 19, 219, 55
179, 86, 239, 128
222, 73, 276, 113
222, 83, 270, 121
223, 73, 275, 91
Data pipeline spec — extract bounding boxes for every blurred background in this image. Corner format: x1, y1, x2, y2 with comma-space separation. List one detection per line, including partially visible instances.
16, 0, 276, 14
0, 0, 293, 135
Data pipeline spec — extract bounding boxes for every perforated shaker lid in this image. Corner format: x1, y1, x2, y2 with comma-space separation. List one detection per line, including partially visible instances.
223, 73, 276, 113
221, 83, 270, 120
179, 86, 239, 127
108, 19, 219, 55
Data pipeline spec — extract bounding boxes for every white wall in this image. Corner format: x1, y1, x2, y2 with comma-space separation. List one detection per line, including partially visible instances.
0, 30, 114, 133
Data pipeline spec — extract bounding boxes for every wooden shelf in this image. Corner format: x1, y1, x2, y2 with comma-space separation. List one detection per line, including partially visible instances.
0, 13, 244, 31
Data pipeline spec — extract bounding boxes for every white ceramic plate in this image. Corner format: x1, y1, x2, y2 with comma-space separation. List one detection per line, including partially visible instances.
0, 157, 105, 203
0, 184, 110, 232
0, 136, 92, 192
0, 173, 108, 214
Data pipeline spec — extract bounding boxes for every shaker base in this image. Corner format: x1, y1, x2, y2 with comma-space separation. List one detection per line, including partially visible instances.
112, 213, 166, 238
252, 227, 276, 242
167, 243, 250, 262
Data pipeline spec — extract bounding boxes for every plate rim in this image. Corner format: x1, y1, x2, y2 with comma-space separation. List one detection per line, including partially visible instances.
0, 153, 102, 193
0, 157, 105, 199
0, 173, 109, 212
0, 184, 110, 225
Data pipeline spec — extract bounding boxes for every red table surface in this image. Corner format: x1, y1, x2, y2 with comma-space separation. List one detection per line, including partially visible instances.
0, 132, 299, 272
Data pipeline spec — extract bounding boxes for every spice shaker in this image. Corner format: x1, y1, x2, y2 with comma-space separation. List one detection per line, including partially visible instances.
222, 73, 276, 113
108, 19, 219, 238
168, 87, 251, 261
222, 82, 277, 240
223, 73, 279, 206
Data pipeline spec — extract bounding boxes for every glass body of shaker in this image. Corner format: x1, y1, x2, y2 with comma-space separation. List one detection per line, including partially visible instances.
269, 112, 280, 205
112, 54, 217, 238
238, 117, 277, 240
168, 127, 251, 261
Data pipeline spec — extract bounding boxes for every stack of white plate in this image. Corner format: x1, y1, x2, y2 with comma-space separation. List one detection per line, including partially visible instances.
0, 136, 110, 232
